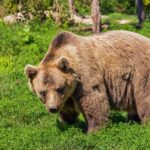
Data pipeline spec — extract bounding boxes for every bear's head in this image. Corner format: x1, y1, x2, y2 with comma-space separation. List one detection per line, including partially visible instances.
25, 57, 78, 113
25, 32, 81, 113
25, 56, 79, 113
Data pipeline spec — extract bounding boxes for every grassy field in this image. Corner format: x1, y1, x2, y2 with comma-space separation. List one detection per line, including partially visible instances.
1, 13, 150, 150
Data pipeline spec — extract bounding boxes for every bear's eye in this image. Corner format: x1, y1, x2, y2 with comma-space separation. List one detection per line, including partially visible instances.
39, 90, 47, 97
56, 86, 66, 95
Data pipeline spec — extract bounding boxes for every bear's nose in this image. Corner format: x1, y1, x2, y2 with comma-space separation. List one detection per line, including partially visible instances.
49, 107, 58, 113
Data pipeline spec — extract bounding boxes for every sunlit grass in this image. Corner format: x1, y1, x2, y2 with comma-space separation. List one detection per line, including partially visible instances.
0, 13, 150, 149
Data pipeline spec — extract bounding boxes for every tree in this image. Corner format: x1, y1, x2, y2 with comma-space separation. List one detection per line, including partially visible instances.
136, 0, 145, 29
68, 0, 76, 16
91, 0, 101, 33
68, 0, 101, 33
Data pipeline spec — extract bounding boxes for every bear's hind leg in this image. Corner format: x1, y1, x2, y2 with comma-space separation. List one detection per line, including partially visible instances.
127, 112, 140, 123
127, 105, 140, 123
136, 96, 150, 124
138, 103, 150, 124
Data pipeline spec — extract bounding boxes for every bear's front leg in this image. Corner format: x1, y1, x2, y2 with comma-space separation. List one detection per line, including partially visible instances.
59, 109, 79, 124
79, 91, 110, 133
58, 98, 79, 124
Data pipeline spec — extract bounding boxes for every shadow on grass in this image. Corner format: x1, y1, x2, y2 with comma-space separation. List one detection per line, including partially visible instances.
56, 119, 87, 133
109, 111, 127, 124
109, 111, 140, 125
129, 22, 143, 30
56, 111, 140, 132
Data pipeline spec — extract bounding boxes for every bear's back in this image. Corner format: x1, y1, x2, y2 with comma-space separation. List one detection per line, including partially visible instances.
81, 30, 150, 69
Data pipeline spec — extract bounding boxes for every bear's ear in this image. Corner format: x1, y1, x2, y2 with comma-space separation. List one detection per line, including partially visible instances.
24, 64, 38, 79
57, 57, 70, 72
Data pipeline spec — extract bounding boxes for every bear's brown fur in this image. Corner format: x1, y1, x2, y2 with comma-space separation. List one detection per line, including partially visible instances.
25, 30, 150, 133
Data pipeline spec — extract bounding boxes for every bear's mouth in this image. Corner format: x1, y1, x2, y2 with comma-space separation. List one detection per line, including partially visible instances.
49, 107, 58, 113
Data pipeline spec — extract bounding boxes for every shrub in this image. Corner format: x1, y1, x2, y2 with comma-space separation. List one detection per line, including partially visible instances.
101, 0, 135, 14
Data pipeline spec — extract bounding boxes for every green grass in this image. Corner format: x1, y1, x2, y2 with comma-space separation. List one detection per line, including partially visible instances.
0, 13, 150, 150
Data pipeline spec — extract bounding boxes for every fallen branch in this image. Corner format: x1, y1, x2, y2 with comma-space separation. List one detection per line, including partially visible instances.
71, 24, 109, 32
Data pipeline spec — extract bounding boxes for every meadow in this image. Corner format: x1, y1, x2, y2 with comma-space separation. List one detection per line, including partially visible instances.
1, 13, 150, 150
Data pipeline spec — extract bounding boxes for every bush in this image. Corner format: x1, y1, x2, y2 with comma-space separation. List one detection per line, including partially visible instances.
101, 0, 136, 14
1, 0, 136, 17
2, 0, 53, 15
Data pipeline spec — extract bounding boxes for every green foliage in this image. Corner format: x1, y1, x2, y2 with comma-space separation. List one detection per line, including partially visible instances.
144, 0, 150, 5
0, 56, 14, 73
0, 0, 137, 18
101, 0, 135, 14
3, 0, 19, 14
0, 13, 150, 149
2, 0, 53, 14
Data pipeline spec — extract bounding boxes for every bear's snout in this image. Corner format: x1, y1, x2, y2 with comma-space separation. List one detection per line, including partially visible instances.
45, 91, 61, 113
49, 106, 58, 113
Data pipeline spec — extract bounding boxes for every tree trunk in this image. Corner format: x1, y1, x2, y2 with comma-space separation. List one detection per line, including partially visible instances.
91, 0, 101, 33
68, 0, 76, 15
52, 0, 62, 22
53, 0, 61, 13
136, 0, 145, 29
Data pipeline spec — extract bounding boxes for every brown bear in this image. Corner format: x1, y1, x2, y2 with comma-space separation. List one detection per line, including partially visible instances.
25, 30, 150, 133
